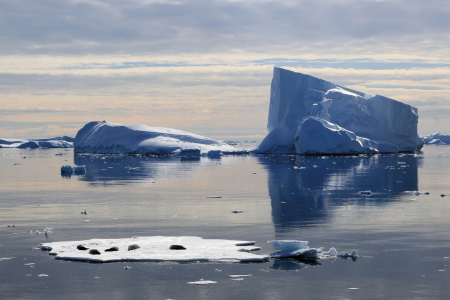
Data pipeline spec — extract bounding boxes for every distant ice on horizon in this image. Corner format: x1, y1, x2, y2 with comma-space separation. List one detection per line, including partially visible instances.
422, 132, 450, 145
0, 136, 73, 149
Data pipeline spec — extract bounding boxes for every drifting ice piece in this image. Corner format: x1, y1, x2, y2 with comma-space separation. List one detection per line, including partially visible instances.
61, 165, 74, 173
39, 236, 268, 262
74, 121, 245, 155
268, 240, 309, 251
252, 67, 424, 154
61, 165, 86, 174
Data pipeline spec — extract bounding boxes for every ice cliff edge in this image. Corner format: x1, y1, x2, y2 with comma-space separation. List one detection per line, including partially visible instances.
251, 67, 424, 154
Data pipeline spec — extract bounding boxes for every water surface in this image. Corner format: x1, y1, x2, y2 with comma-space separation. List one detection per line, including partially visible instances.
1, 146, 450, 299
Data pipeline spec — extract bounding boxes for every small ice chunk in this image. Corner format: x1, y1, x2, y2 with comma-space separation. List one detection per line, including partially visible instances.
268, 240, 309, 251
359, 190, 372, 195
327, 247, 338, 256
73, 165, 86, 173
38, 274, 49, 277
337, 250, 358, 258
61, 165, 74, 173
44, 228, 53, 236
207, 150, 223, 157
187, 280, 217, 285
229, 274, 251, 277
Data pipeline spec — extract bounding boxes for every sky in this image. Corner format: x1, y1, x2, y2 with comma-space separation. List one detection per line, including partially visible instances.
1, 0, 450, 141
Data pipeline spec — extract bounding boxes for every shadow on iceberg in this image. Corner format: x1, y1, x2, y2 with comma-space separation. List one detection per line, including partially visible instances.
259, 153, 421, 232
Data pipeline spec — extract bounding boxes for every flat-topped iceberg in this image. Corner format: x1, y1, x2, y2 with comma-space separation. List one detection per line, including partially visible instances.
251, 67, 424, 155
422, 132, 450, 145
39, 236, 268, 262
74, 121, 245, 155
0, 136, 73, 149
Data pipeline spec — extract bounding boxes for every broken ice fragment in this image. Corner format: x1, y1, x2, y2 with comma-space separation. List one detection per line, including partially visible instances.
268, 240, 309, 251
359, 191, 372, 195
187, 280, 217, 285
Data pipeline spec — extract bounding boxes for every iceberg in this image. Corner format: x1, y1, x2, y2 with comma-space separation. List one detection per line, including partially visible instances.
0, 136, 73, 149
39, 236, 269, 262
74, 121, 246, 155
251, 67, 424, 155
422, 132, 450, 145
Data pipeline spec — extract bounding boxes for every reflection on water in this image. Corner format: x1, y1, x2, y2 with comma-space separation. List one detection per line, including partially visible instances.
260, 154, 422, 232
73, 154, 224, 185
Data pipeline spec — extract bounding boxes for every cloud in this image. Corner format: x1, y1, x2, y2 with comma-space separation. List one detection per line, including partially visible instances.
1, 0, 450, 58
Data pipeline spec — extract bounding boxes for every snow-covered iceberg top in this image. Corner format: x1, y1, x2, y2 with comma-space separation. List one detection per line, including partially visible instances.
422, 132, 450, 145
0, 136, 73, 149
39, 236, 268, 262
74, 121, 246, 155
251, 67, 424, 155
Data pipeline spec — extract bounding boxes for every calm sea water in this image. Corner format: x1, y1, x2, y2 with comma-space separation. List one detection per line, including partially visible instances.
1, 145, 450, 299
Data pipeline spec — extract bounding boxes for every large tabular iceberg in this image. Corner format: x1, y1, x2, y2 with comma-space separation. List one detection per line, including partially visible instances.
0, 136, 73, 148
251, 67, 424, 154
74, 121, 245, 155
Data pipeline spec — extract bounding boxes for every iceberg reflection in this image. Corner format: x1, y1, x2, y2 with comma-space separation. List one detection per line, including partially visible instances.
73, 154, 220, 185
260, 154, 422, 231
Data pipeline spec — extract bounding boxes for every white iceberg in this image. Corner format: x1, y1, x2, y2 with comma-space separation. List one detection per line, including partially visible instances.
268, 240, 321, 259
74, 121, 246, 156
252, 67, 424, 155
0, 136, 73, 149
39, 236, 268, 262
422, 132, 450, 145
268, 240, 309, 252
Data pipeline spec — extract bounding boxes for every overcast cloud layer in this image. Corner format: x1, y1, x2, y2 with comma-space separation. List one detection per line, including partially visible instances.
1, 0, 449, 139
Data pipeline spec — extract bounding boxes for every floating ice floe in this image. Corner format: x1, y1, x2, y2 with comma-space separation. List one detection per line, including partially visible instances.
251, 67, 423, 155
73, 121, 247, 155
187, 280, 217, 285
39, 236, 268, 262
61, 165, 86, 174
359, 190, 373, 195
268, 240, 357, 261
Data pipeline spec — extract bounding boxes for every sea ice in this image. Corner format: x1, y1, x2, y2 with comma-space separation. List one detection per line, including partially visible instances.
252, 67, 424, 155
39, 236, 269, 262
187, 280, 217, 285
74, 121, 246, 155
